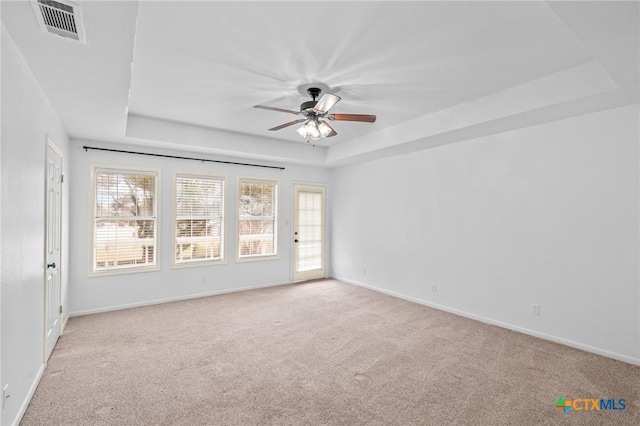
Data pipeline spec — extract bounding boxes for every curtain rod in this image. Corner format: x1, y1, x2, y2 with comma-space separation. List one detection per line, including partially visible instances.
82, 146, 285, 170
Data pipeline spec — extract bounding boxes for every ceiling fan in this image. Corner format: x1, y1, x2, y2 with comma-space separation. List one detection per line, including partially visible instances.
254, 87, 376, 140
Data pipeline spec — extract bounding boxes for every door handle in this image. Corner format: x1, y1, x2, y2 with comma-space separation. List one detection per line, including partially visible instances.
47, 262, 56, 269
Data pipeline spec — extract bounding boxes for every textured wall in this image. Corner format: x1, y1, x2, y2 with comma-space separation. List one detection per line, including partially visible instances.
1, 26, 70, 426
68, 142, 330, 315
331, 104, 640, 363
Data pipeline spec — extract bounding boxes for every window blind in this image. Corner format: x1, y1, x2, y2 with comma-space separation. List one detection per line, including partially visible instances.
175, 174, 225, 264
297, 191, 323, 272
93, 168, 157, 273
238, 179, 278, 258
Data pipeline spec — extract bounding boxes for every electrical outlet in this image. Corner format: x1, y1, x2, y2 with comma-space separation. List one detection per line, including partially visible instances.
201, 275, 207, 283
431, 284, 437, 293
363, 268, 366, 275
531, 303, 540, 316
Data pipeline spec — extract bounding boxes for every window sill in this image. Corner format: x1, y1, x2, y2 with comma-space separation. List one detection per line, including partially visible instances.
172, 259, 227, 269
89, 265, 160, 278
235, 254, 280, 263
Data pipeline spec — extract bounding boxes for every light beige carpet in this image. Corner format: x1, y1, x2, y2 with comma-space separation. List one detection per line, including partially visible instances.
21, 279, 639, 425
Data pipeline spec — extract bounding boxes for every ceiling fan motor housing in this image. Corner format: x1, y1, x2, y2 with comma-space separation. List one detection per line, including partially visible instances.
300, 87, 322, 112
300, 100, 317, 112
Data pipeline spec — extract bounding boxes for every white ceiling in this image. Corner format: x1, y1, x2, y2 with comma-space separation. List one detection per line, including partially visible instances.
2, 1, 638, 167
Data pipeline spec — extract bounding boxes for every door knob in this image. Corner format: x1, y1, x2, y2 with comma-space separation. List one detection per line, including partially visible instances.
294, 239, 298, 243
47, 262, 56, 269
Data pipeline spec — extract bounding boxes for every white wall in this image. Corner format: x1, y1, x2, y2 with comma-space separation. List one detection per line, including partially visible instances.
68, 141, 330, 315
331, 103, 640, 364
1, 26, 71, 426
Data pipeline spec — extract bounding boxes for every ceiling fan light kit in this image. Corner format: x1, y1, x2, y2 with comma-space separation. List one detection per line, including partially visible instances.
254, 87, 376, 141
296, 119, 334, 140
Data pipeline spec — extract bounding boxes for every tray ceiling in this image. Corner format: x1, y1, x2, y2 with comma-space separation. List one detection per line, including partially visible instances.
2, 1, 638, 166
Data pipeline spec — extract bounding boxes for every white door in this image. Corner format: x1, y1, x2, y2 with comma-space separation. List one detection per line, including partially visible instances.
45, 139, 62, 360
293, 185, 326, 282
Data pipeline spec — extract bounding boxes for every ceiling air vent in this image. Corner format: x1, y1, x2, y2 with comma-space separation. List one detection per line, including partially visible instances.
31, 0, 86, 44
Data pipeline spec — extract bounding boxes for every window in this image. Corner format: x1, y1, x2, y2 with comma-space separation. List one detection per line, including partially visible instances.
175, 173, 225, 266
91, 166, 159, 275
237, 178, 278, 260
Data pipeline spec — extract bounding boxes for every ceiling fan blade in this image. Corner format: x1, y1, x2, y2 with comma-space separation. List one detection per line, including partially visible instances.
313, 93, 341, 114
328, 114, 376, 123
254, 105, 300, 115
268, 119, 307, 131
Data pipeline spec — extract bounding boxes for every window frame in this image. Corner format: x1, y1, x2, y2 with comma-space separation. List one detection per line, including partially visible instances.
88, 164, 161, 277
236, 177, 279, 263
173, 171, 226, 268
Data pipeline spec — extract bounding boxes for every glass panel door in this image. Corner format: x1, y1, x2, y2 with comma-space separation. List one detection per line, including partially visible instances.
293, 185, 325, 281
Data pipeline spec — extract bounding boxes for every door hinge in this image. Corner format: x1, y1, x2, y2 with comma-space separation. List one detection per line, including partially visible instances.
61, 174, 64, 183
59, 305, 62, 314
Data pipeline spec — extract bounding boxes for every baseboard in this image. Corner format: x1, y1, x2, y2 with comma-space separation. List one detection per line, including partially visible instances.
11, 363, 45, 426
61, 315, 69, 332
336, 276, 640, 366
69, 280, 292, 317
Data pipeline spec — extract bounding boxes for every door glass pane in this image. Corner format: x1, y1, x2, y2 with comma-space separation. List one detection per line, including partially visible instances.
297, 192, 322, 272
